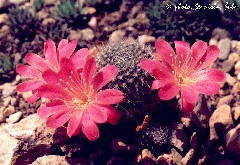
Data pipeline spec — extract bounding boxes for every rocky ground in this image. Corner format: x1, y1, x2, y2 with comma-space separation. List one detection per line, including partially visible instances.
0, 0, 240, 165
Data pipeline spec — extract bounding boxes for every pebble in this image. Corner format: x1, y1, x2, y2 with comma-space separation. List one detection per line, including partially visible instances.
81, 28, 95, 41
212, 28, 230, 40
171, 123, 188, 152
209, 37, 218, 46
9, 0, 27, 5
141, 149, 156, 161
42, 18, 55, 26
21, 91, 32, 101
235, 61, 240, 75
217, 95, 233, 108
10, 97, 17, 106
110, 139, 128, 154
0, 13, 8, 25
138, 35, 156, 44
30, 155, 70, 165
1, 83, 15, 97
3, 96, 11, 107
157, 153, 173, 165
222, 59, 235, 73
217, 38, 231, 60
109, 30, 126, 43
209, 104, 233, 140
7, 111, 23, 124
233, 106, 240, 121
237, 73, 240, 80
231, 82, 240, 95
88, 17, 97, 28
1, 105, 15, 117
69, 29, 82, 41
226, 73, 236, 86
231, 40, 240, 54
225, 124, 240, 157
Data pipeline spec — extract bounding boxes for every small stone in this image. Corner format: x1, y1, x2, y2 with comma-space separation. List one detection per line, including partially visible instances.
0, 0, 9, 9
181, 149, 195, 165
231, 82, 240, 95
171, 148, 182, 165
233, 107, 240, 121
138, 35, 156, 44
88, 16, 97, 28
157, 153, 173, 165
3, 96, 11, 107
171, 123, 188, 152
1, 106, 15, 117
10, 97, 17, 106
1, 83, 15, 97
217, 38, 231, 60
69, 29, 82, 41
9, 0, 27, 5
42, 18, 55, 26
44, 0, 59, 6
222, 59, 235, 73
212, 28, 230, 40
81, 28, 95, 41
30, 155, 69, 165
21, 91, 32, 101
235, 61, 240, 75
209, 104, 234, 140
228, 53, 239, 63
0, 13, 8, 25
217, 95, 233, 108
7, 112, 23, 124
209, 37, 218, 46
225, 124, 240, 157
237, 73, 240, 80
87, 7, 96, 14
226, 73, 236, 86
109, 30, 126, 43
231, 40, 240, 54
141, 149, 156, 161
110, 139, 128, 154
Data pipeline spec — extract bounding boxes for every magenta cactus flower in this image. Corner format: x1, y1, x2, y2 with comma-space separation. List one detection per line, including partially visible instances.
16, 39, 89, 103
139, 39, 226, 112
37, 56, 124, 141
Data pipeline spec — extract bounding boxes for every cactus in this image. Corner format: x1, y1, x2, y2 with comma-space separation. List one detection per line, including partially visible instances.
8, 7, 39, 43
138, 124, 172, 154
0, 53, 18, 82
146, 0, 221, 44
56, 0, 89, 28
33, 0, 44, 11
95, 40, 179, 136
85, 0, 122, 12
38, 20, 69, 43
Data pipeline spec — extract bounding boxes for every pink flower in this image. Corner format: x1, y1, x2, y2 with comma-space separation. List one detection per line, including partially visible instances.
16, 39, 89, 103
139, 39, 226, 112
37, 56, 124, 141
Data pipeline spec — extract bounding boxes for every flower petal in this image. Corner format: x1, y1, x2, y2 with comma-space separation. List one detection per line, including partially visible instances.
151, 68, 174, 82
174, 41, 190, 61
42, 69, 59, 84
67, 112, 83, 137
181, 87, 199, 104
195, 68, 226, 82
37, 101, 67, 118
16, 80, 45, 92
96, 89, 124, 105
139, 58, 171, 73
92, 65, 118, 92
87, 104, 108, 123
27, 93, 40, 103
25, 53, 48, 71
155, 39, 176, 66
46, 110, 71, 128
151, 79, 172, 90
37, 84, 71, 100
105, 105, 121, 125
16, 64, 38, 77
191, 40, 207, 64
198, 45, 220, 69
83, 56, 96, 89
158, 82, 180, 100
82, 117, 99, 141
194, 80, 220, 95
71, 48, 89, 69
44, 39, 58, 70
58, 39, 77, 59
182, 98, 195, 112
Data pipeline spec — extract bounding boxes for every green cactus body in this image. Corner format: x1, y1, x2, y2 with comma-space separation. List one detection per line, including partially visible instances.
8, 7, 39, 43
96, 40, 179, 137
56, 0, 89, 28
